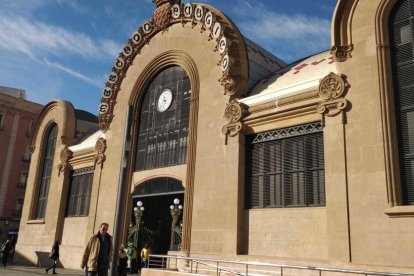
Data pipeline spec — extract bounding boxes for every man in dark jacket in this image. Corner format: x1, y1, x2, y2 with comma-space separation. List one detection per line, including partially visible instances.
1, 239, 13, 268
81, 223, 113, 276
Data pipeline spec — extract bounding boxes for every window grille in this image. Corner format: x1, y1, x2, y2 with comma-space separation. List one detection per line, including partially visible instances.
245, 122, 325, 208
35, 124, 57, 219
18, 172, 28, 189
27, 121, 34, 137
14, 199, 24, 216
135, 66, 191, 171
134, 177, 184, 196
0, 113, 4, 130
23, 146, 31, 161
390, 0, 414, 205
66, 167, 94, 217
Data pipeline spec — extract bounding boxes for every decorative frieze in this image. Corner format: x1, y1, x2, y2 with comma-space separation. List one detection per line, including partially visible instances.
94, 138, 107, 168
317, 72, 350, 124
330, 44, 353, 62
98, 0, 247, 131
222, 100, 248, 144
57, 147, 73, 176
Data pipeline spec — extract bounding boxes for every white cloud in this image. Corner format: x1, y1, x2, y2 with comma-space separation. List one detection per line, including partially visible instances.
0, 12, 119, 60
43, 58, 102, 87
101, 40, 123, 59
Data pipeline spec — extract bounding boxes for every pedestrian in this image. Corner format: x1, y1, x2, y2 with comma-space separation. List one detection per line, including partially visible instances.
117, 244, 128, 276
140, 243, 150, 269
0, 239, 13, 268
127, 243, 138, 273
81, 222, 113, 276
46, 240, 59, 274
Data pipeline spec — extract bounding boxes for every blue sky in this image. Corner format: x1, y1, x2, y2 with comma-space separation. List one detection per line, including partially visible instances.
0, 0, 337, 115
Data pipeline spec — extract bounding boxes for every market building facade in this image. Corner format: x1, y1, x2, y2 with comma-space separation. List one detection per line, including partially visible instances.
15, 0, 414, 274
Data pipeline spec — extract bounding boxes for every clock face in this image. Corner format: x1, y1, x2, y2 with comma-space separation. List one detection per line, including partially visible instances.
157, 89, 173, 112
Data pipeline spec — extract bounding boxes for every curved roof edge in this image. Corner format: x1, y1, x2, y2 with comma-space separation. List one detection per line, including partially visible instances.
69, 129, 104, 153
243, 36, 286, 94
240, 50, 337, 107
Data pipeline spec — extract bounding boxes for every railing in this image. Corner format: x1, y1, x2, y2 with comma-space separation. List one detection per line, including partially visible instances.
148, 254, 414, 276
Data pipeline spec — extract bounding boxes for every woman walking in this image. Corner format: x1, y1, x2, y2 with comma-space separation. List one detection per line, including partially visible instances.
117, 244, 128, 276
46, 241, 59, 274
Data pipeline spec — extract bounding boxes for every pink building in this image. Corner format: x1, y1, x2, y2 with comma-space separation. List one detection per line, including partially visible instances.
0, 86, 42, 242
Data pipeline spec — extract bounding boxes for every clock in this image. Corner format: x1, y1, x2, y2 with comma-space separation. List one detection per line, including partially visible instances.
157, 89, 173, 112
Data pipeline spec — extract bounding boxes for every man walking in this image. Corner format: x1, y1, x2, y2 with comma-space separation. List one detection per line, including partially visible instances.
81, 223, 113, 276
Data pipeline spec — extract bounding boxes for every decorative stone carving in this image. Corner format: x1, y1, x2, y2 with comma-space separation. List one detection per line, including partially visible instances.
317, 72, 350, 123
330, 44, 353, 62
94, 138, 107, 168
152, 0, 177, 30
222, 100, 248, 144
98, 2, 247, 132
219, 76, 241, 96
318, 72, 348, 100
57, 147, 73, 176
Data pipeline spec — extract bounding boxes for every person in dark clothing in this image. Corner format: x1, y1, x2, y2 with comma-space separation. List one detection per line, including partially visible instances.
0, 239, 13, 268
117, 244, 128, 276
46, 240, 60, 274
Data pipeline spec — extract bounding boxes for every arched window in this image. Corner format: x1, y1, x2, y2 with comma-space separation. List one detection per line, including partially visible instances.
390, 0, 414, 205
135, 66, 191, 171
35, 124, 58, 219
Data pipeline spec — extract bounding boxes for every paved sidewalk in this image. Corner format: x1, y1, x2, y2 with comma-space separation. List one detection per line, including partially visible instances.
0, 265, 84, 275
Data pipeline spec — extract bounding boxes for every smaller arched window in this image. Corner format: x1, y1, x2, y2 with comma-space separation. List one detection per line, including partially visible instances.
35, 124, 58, 219
389, 0, 414, 205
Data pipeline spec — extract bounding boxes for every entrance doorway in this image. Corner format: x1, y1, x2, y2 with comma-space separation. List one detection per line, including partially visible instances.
130, 177, 184, 255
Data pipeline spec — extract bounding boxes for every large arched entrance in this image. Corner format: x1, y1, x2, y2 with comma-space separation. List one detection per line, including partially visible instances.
129, 177, 184, 255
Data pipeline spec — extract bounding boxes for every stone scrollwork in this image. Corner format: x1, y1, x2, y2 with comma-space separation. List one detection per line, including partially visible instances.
330, 44, 353, 62
317, 72, 350, 123
57, 147, 73, 176
94, 138, 107, 168
219, 75, 242, 96
222, 100, 247, 144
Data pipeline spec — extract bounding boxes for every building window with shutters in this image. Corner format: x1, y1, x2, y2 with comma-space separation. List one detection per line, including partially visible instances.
34, 124, 58, 219
66, 167, 94, 217
390, 0, 414, 205
245, 122, 325, 209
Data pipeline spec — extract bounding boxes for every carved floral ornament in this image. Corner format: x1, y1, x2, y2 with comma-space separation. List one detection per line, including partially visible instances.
94, 138, 107, 168
57, 147, 73, 176
98, 0, 245, 132
317, 72, 350, 120
222, 100, 247, 144
330, 44, 353, 62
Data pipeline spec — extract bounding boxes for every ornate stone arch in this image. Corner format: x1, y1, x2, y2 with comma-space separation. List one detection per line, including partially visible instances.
126, 49, 199, 252
27, 100, 77, 219
97, 0, 249, 131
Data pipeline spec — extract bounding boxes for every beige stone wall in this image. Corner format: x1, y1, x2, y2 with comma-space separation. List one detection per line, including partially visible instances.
332, 0, 414, 269
60, 217, 89, 267
247, 208, 327, 259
